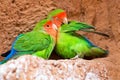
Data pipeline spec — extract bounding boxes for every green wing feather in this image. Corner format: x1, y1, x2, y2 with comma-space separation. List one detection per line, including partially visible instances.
14, 31, 50, 51
60, 21, 95, 32
13, 31, 54, 59
32, 36, 55, 59
61, 21, 109, 37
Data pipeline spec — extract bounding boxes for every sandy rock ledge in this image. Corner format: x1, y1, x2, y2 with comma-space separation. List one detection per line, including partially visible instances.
0, 55, 110, 80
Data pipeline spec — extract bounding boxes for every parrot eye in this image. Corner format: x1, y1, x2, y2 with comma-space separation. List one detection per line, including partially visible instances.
68, 21, 71, 24
46, 25, 49, 28
61, 22, 64, 25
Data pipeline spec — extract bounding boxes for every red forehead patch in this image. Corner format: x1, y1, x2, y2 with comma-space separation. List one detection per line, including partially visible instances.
45, 21, 52, 25
54, 12, 67, 18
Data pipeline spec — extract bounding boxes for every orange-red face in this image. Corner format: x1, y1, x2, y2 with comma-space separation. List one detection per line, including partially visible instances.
43, 21, 57, 40
52, 12, 67, 28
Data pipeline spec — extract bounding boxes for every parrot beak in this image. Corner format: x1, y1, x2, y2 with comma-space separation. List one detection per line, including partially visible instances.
52, 24, 58, 31
63, 17, 68, 24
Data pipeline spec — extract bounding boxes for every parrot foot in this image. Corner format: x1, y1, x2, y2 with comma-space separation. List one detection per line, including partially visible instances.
71, 55, 79, 60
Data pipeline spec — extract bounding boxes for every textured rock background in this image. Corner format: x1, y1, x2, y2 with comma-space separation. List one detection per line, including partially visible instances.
0, 0, 120, 80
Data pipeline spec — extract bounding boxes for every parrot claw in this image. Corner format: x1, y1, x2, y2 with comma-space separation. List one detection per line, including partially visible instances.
71, 55, 79, 60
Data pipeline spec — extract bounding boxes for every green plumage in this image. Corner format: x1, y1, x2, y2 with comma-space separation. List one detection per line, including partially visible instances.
60, 21, 95, 33
55, 21, 108, 59
47, 9, 64, 19
14, 31, 50, 52
33, 19, 49, 31
0, 19, 56, 64
13, 31, 55, 59
12, 18, 56, 59
61, 21, 109, 37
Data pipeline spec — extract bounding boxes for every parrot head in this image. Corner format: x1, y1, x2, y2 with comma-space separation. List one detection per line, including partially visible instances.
34, 19, 58, 40
47, 9, 68, 28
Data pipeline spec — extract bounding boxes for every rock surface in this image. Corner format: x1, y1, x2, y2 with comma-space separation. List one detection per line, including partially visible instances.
0, 0, 120, 80
0, 55, 110, 80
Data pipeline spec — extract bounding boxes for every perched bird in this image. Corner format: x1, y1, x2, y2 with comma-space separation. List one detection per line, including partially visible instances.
0, 19, 57, 64
55, 21, 108, 59
48, 9, 109, 59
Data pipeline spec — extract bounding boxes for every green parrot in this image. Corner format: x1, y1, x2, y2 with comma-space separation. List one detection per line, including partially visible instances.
0, 19, 57, 64
47, 9, 108, 59
55, 21, 108, 59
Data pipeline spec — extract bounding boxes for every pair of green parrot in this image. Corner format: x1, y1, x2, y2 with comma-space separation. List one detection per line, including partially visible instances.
0, 9, 108, 64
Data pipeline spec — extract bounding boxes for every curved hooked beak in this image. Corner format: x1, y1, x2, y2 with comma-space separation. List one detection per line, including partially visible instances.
63, 17, 68, 24
52, 24, 58, 31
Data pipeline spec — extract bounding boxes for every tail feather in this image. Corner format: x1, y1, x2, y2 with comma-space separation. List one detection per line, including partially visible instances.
0, 34, 24, 64
0, 49, 17, 64
81, 29, 109, 37
1, 50, 11, 57
91, 47, 108, 57
1, 34, 24, 57
4, 49, 17, 61
84, 47, 108, 59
